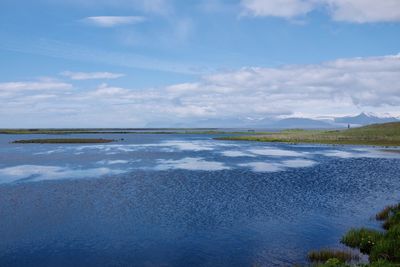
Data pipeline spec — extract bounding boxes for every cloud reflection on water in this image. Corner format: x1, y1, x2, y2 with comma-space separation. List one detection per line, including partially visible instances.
0, 165, 125, 184
155, 157, 230, 171
2, 137, 400, 184
239, 158, 316, 173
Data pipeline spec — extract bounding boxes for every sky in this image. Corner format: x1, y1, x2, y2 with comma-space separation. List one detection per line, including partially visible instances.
0, 0, 399, 127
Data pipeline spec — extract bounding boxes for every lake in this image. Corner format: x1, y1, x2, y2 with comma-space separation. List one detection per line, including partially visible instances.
0, 133, 399, 266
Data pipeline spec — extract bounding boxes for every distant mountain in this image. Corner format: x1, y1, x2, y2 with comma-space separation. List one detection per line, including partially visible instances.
261, 117, 334, 129
184, 117, 336, 129
145, 117, 251, 128
150, 117, 339, 129
334, 112, 399, 125
145, 113, 398, 129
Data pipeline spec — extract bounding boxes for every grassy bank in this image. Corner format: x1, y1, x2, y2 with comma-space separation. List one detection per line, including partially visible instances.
308, 203, 400, 267
216, 122, 400, 147
12, 138, 114, 144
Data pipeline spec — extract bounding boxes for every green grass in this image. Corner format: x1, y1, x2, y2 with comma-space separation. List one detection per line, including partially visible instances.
308, 249, 359, 263
376, 204, 400, 221
316, 259, 397, 267
12, 138, 114, 144
216, 122, 400, 147
341, 228, 383, 254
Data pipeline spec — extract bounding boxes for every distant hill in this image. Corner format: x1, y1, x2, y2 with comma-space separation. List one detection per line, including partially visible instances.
146, 112, 398, 129
261, 118, 334, 129
334, 112, 399, 125
172, 117, 336, 129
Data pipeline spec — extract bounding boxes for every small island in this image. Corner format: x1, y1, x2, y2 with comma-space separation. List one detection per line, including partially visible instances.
12, 138, 114, 144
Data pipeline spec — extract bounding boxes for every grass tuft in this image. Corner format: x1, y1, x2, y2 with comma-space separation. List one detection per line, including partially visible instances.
307, 249, 358, 263
376, 204, 400, 221
341, 228, 383, 254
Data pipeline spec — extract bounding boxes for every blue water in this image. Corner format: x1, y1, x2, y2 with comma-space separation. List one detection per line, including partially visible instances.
0, 134, 400, 266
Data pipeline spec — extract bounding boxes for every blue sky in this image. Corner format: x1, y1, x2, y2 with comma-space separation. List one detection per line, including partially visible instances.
0, 0, 399, 127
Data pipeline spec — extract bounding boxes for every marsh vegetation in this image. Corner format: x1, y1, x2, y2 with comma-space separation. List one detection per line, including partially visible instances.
307, 249, 359, 263
309, 203, 400, 266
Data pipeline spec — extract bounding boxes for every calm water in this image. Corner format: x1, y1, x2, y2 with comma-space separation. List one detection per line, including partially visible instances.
0, 134, 400, 266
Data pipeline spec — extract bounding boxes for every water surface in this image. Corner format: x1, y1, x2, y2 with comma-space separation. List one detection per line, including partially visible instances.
1, 134, 399, 266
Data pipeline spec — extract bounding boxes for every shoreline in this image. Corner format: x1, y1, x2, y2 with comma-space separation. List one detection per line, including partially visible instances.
215, 136, 400, 148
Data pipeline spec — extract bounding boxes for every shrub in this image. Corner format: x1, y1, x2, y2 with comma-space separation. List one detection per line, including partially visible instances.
369, 225, 400, 263
382, 212, 400, 230
376, 204, 400, 230
369, 259, 399, 267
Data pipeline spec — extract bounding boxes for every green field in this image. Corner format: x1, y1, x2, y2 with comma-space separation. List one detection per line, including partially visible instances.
12, 138, 114, 144
216, 122, 400, 146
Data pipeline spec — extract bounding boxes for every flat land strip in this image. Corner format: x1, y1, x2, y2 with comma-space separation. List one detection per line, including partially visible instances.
216, 122, 400, 146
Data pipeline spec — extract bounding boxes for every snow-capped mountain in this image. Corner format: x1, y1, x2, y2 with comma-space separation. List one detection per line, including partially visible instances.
334, 112, 399, 125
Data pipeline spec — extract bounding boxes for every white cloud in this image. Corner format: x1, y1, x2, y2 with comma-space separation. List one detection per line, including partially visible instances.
1, 54, 399, 127
89, 83, 129, 97
83, 16, 146, 27
241, 0, 400, 22
326, 0, 400, 23
55, 0, 172, 15
241, 0, 314, 18
0, 80, 72, 91
195, 54, 400, 108
61, 71, 125, 80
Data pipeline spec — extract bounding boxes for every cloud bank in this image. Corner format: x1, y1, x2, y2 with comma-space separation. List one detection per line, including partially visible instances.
83, 16, 146, 27
61, 71, 125, 80
54, 0, 172, 15
0, 54, 399, 127
241, 0, 400, 22
0, 79, 72, 91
